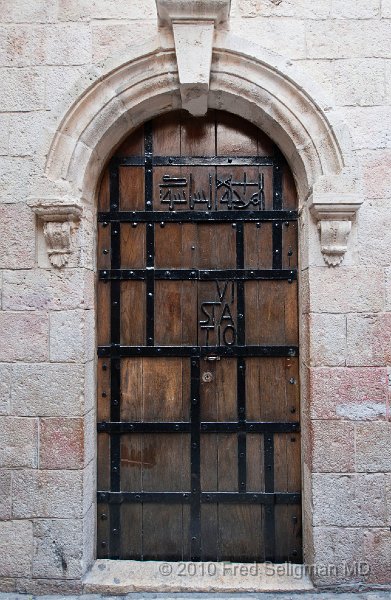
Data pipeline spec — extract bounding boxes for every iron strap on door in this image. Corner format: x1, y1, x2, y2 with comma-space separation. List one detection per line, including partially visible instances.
97, 119, 300, 562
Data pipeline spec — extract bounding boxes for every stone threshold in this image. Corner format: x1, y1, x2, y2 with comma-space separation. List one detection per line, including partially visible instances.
83, 560, 314, 594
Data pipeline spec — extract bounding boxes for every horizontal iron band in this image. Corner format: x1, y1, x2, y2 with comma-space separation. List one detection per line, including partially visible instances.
98, 210, 297, 223
98, 345, 299, 358
97, 421, 300, 434
111, 156, 277, 167
97, 491, 301, 505
99, 268, 297, 282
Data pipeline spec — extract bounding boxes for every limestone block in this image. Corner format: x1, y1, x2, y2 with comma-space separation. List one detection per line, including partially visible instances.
0, 312, 48, 362
0, 113, 9, 155
312, 473, 387, 526
331, 0, 381, 19
33, 519, 83, 579
237, 0, 330, 19
312, 526, 368, 586
58, 0, 157, 21
0, 521, 33, 577
386, 474, 391, 526
0, 157, 36, 203
292, 59, 335, 100
12, 363, 85, 417
12, 469, 83, 519
0, 470, 11, 519
3, 268, 94, 311
306, 20, 391, 59
84, 360, 95, 415
8, 112, 51, 158
355, 422, 391, 472
49, 309, 94, 363
92, 21, 158, 62
343, 106, 391, 150
84, 409, 95, 467
362, 528, 391, 584
0, 0, 57, 23
311, 421, 355, 473
0, 67, 45, 111
15, 578, 82, 595
382, 0, 391, 16
386, 267, 391, 311
0, 364, 11, 415
0, 24, 91, 67
83, 459, 95, 516
305, 313, 347, 367
0, 417, 38, 468
357, 198, 391, 267
44, 65, 87, 111
39, 417, 84, 470
310, 366, 388, 420
359, 150, 391, 200
347, 313, 391, 366
82, 503, 95, 573
0, 204, 35, 268
334, 59, 386, 107
307, 267, 384, 313
230, 17, 306, 59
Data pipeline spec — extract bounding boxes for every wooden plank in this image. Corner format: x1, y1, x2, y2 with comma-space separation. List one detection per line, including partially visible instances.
120, 281, 145, 345
120, 223, 145, 268
119, 166, 144, 211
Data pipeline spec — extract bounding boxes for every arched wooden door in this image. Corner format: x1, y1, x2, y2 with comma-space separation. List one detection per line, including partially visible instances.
97, 111, 301, 562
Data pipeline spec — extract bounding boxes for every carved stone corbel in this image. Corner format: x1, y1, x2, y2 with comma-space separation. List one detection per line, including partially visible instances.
309, 175, 362, 266
156, 0, 231, 116
28, 198, 82, 268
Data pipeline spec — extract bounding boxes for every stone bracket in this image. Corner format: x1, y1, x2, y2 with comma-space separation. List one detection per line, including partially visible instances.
28, 198, 82, 268
309, 175, 363, 266
156, 0, 231, 116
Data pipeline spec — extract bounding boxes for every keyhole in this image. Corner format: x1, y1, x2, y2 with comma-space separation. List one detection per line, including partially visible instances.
202, 371, 213, 383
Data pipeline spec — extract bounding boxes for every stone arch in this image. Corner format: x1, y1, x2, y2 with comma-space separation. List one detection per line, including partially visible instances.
40, 32, 361, 266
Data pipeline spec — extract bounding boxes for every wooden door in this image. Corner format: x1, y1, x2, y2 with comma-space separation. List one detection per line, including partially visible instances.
97, 111, 301, 562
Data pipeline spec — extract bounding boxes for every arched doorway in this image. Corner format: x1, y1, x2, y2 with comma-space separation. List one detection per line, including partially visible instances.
96, 110, 301, 563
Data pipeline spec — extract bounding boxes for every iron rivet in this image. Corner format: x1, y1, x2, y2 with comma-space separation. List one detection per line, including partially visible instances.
192, 398, 198, 404
288, 250, 293, 257
103, 222, 108, 227
288, 278, 293, 284
102, 391, 107, 398
148, 292, 153, 297
101, 541, 107, 548
289, 378, 296, 384
112, 528, 119, 535
101, 513, 107, 520
192, 442, 197, 448
241, 482, 245, 486
132, 222, 137, 228
290, 407, 296, 414
157, 348, 161, 353
239, 407, 244, 413
148, 223, 153, 228
112, 466, 118, 472
240, 452, 244, 458
165, 271, 170, 276
148, 337, 153, 342
192, 536, 197, 541
228, 158, 232, 163
103, 249, 108, 254
160, 222, 165, 228
292, 550, 298, 556
136, 494, 140, 499
130, 424, 134, 430
256, 222, 261, 228
113, 229, 118, 234
249, 425, 254, 430
275, 165, 279, 171
292, 516, 298, 523
112, 203, 118, 209
102, 271, 107, 276
232, 223, 236, 228
274, 223, 279, 227
130, 271, 134, 276
146, 201, 152, 206
191, 246, 195, 250
102, 364, 107, 371
113, 399, 119, 406
267, 465, 272, 470
169, 158, 173, 164
250, 271, 254, 276
285, 221, 289, 227
275, 249, 279, 253
175, 424, 179, 430
275, 192, 279, 197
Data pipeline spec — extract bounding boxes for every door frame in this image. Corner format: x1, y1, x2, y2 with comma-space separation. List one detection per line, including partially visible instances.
37, 31, 361, 588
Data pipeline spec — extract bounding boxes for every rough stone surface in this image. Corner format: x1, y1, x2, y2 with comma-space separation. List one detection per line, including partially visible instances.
33, 519, 83, 579
305, 313, 347, 367
12, 469, 83, 519
11, 363, 85, 417
39, 417, 84, 469
312, 474, 387, 527
311, 420, 355, 472
0, 471, 11, 520
310, 367, 389, 420
355, 422, 391, 472
346, 313, 391, 366
307, 267, 385, 313
0, 521, 33, 577
0, 417, 38, 468
0, 312, 49, 362
0, 365, 11, 416
2, 269, 94, 311
49, 309, 94, 363
0, 204, 35, 268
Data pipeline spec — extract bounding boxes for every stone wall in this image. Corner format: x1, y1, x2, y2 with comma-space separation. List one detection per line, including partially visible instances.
0, 0, 390, 592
